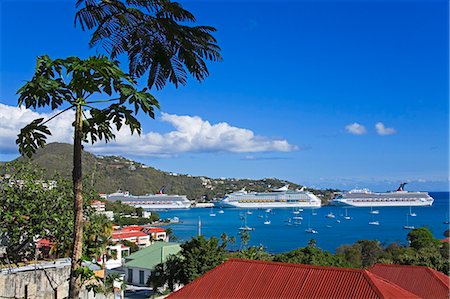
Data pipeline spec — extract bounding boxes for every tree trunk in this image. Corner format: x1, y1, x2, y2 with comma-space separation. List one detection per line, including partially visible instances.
69, 104, 84, 298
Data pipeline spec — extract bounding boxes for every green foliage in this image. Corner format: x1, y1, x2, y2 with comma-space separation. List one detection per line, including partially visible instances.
274, 243, 350, 267
75, 0, 222, 90
336, 240, 383, 268
149, 254, 183, 292
121, 240, 140, 253
83, 214, 113, 261
0, 162, 73, 263
407, 227, 440, 250
178, 235, 226, 284
232, 246, 272, 261
16, 55, 159, 158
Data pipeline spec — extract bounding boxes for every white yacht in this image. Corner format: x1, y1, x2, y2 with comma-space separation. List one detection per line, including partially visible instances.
330, 183, 433, 207
106, 187, 191, 209
217, 185, 322, 209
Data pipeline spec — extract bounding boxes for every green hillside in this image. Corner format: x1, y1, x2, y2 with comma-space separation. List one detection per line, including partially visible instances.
4, 143, 337, 203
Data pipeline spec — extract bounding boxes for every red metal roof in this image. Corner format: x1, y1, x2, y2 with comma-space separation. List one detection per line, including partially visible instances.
167, 259, 420, 299
36, 239, 54, 248
369, 264, 450, 299
121, 225, 144, 231
112, 230, 148, 239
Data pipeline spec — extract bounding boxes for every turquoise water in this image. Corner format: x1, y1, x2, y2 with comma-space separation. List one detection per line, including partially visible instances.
158, 192, 449, 253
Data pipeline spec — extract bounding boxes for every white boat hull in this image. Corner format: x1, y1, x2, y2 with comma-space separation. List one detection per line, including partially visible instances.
331, 200, 433, 207
217, 201, 322, 209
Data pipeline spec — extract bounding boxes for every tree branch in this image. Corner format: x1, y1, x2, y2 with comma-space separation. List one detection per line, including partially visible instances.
42, 105, 75, 126
86, 98, 120, 104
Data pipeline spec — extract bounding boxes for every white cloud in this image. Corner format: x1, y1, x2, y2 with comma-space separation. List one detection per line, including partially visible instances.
375, 122, 396, 136
345, 122, 367, 135
0, 104, 297, 156
0, 103, 74, 153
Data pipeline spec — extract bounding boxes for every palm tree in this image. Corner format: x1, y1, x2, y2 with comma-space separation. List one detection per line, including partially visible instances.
75, 0, 222, 89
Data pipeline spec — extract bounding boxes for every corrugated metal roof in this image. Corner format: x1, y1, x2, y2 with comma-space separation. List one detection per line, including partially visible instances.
167, 259, 420, 299
124, 242, 181, 270
369, 264, 450, 299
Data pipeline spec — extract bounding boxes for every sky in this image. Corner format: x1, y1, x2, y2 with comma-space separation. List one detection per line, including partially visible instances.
0, 0, 448, 191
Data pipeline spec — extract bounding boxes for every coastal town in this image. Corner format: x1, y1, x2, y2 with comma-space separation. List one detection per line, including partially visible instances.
1, 0, 448, 298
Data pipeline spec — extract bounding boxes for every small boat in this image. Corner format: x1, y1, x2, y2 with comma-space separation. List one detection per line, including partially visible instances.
258, 215, 264, 218
368, 221, 380, 225
293, 216, 303, 220
293, 208, 300, 215
403, 214, 414, 230
264, 220, 271, 225
305, 228, 318, 234
265, 209, 272, 213
336, 219, 341, 223
218, 209, 224, 214
246, 210, 253, 215
239, 226, 255, 231
326, 212, 335, 219
343, 208, 351, 220
209, 208, 216, 217
326, 225, 333, 228
407, 206, 417, 217
293, 221, 302, 225
444, 221, 450, 224
369, 207, 380, 215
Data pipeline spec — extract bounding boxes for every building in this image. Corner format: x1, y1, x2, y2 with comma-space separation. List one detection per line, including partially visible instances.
112, 230, 151, 248
123, 242, 181, 286
142, 227, 168, 242
167, 259, 435, 299
97, 244, 130, 270
91, 200, 106, 212
369, 264, 450, 299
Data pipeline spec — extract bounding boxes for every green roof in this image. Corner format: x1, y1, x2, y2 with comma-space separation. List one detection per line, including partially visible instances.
124, 242, 181, 270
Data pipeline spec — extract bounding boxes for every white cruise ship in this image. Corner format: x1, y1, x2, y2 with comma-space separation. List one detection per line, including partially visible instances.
330, 183, 433, 207
216, 185, 322, 209
107, 187, 191, 210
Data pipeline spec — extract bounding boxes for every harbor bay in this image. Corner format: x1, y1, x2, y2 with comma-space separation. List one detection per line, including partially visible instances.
159, 192, 449, 253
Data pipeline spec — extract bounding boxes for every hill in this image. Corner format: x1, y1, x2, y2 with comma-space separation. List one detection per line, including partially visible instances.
4, 143, 337, 202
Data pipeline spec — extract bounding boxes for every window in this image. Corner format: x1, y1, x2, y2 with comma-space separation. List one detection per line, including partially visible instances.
139, 270, 145, 285
128, 269, 133, 283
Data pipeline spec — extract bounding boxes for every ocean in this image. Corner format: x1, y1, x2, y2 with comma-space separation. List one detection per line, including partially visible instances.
157, 192, 449, 253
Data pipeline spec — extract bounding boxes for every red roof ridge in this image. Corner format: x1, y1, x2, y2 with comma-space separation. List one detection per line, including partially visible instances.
364, 270, 420, 299
226, 258, 365, 273
371, 263, 450, 288
425, 266, 450, 288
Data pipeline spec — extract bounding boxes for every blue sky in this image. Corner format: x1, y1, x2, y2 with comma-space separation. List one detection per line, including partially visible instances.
0, 0, 448, 191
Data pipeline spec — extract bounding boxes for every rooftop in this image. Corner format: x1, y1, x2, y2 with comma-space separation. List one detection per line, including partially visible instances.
124, 242, 181, 270
369, 264, 450, 299
167, 259, 421, 299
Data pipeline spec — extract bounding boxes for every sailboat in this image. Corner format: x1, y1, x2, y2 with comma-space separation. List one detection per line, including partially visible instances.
369, 206, 380, 215
407, 206, 417, 217
369, 209, 379, 225
263, 215, 271, 225
326, 212, 335, 219
239, 215, 255, 231
305, 216, 318, 233
209, 208, 216, 217
343, 208, 351, 220
403, 213, 414, 230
